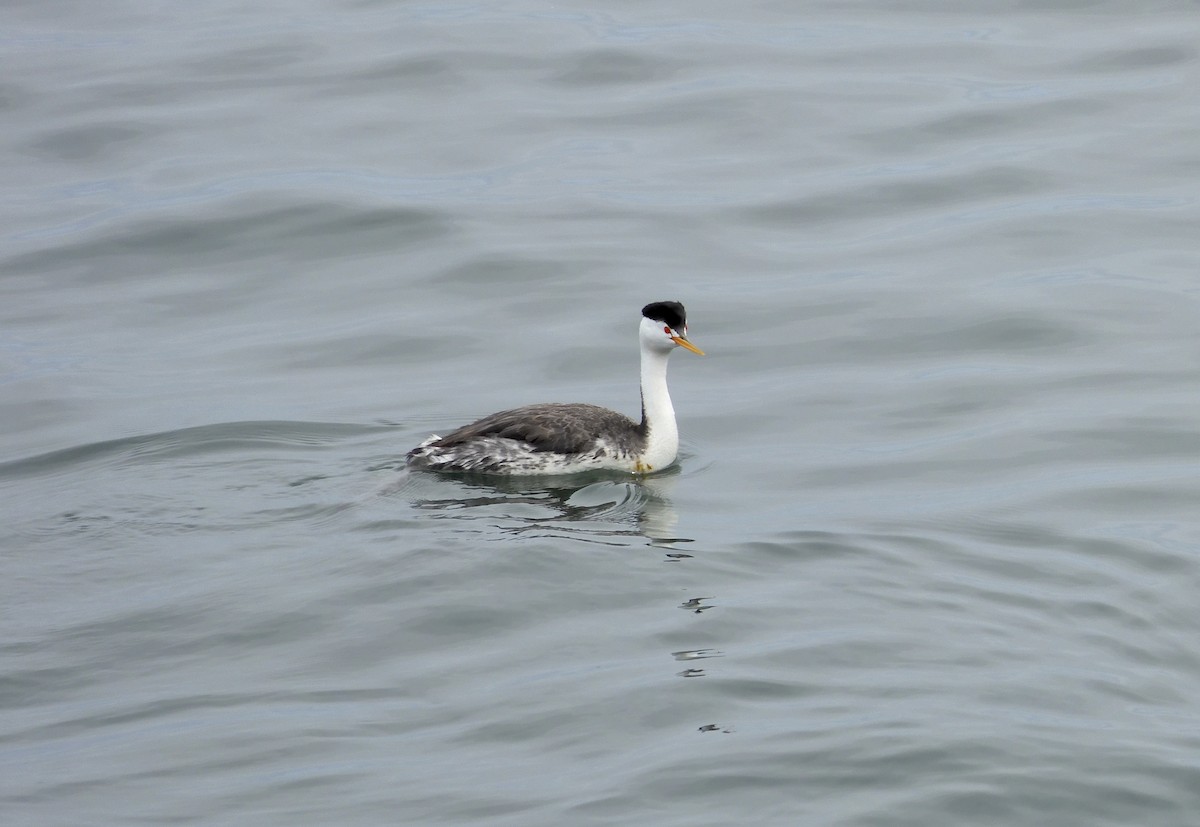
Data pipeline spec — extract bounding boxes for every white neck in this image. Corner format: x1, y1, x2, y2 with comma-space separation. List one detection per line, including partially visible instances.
638, 344, 678, 471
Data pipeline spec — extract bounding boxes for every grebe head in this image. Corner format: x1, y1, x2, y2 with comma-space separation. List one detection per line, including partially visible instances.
640, 301, 705, 356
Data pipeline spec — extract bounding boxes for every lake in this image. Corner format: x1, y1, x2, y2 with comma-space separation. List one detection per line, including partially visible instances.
3, 1, 1199, 824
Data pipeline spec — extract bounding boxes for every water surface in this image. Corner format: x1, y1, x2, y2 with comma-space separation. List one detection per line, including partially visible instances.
3, 1, 1199, 825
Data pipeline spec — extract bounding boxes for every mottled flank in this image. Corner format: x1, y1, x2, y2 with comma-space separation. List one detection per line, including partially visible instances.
406, 403, 648, 474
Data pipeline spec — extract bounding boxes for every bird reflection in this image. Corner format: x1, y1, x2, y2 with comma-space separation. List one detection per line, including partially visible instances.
398, 466, 693, 548
679, 596, 715, 613
391, 464, 726, 720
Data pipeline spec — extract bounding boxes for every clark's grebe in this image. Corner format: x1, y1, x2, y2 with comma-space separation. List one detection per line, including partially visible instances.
407, 301, 704, 475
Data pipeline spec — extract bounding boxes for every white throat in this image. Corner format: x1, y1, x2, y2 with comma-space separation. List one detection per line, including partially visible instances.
637, 343, 678, 471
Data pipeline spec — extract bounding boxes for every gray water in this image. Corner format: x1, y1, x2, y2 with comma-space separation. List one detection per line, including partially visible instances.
3, 1, 1199, 824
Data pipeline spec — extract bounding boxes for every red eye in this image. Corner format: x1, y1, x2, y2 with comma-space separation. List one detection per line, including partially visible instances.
663, 325, 670, 334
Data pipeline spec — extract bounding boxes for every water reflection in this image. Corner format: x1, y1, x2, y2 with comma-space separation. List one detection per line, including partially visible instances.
679, 596, 716, 613
399, 466, 693, 548
395, 464, 724, 723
